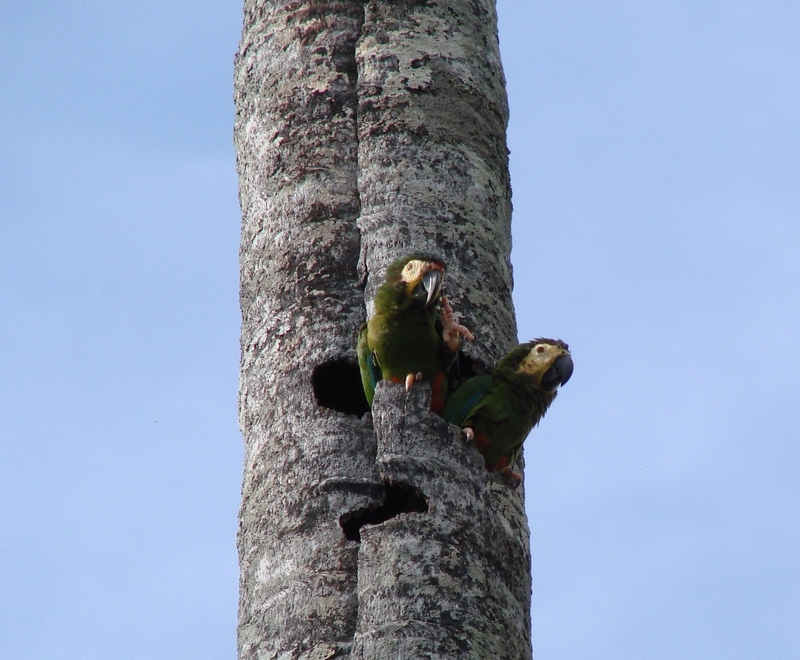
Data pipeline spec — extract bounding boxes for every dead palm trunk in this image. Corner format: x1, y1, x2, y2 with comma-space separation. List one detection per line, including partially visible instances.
234, 1, 530, 657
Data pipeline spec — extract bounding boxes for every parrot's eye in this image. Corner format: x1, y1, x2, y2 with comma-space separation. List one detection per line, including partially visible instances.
535, 345, 546, 353
405, 263, 414, 271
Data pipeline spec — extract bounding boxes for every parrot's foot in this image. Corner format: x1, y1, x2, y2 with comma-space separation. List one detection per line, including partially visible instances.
500, 466, 523, 487
440, 296, 475, 352
404, 372, 423, 392
461, 427, 475, 442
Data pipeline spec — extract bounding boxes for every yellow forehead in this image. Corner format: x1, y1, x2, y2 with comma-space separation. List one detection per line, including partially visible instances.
520, 343, 563, 372
400, 259, 430, 283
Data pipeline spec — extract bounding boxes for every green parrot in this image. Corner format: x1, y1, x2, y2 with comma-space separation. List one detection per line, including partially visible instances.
358, 253, 474, 413
443, 339, 573, 483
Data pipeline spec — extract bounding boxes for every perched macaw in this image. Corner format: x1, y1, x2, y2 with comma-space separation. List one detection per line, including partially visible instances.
357, 253, 474, 413
443, 339, 573, 483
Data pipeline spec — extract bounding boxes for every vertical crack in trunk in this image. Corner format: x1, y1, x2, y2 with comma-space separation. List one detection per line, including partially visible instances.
235, 2, 376, 658
236, 0, 531, 656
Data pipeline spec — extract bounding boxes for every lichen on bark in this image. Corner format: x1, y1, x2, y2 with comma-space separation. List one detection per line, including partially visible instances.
235, 1, 531, 658
353, 382, 530, 659
356, 0, 516, 367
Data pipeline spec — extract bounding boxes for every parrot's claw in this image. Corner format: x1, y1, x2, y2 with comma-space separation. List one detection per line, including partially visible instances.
404, 372, 424, 393
440, 296, 475, 352
462, 427, 475, 442
500, 466, 523, 487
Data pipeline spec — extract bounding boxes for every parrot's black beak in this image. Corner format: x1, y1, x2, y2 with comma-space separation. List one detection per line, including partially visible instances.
541, 353, 574, 392
421, 269, 443, 308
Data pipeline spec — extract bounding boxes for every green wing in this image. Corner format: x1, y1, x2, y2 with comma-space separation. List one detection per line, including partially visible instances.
442, 375, 494, 426
357, 323, 381, 407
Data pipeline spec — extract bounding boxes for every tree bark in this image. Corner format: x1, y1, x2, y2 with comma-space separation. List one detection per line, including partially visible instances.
234, 1, 530, 658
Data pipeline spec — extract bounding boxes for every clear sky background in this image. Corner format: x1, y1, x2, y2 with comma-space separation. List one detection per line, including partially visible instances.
1, 2, 798, 659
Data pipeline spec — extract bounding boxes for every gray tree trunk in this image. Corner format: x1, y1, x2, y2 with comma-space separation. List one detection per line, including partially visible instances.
234, 1, 530, 658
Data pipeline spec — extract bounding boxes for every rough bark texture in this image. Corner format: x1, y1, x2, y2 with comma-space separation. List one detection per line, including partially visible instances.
356, 0, 516, 365
234, 1, 530, 658
353, 382, 530, 658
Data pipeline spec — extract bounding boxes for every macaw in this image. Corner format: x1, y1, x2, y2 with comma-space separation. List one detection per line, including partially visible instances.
357, 253, 474, 413
443, 339, 573, 483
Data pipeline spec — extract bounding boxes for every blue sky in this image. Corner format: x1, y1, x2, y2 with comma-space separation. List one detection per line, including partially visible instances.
1, 2, 798, 658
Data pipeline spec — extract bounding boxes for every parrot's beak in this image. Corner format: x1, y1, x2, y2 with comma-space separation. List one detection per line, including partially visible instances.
541, 353, 574, 392
421, 268, 443, 308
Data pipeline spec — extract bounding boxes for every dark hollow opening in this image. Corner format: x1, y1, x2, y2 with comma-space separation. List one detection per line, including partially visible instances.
339, 481, 429, 542
451, 351, 484, 388
312, 358, 370, 417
